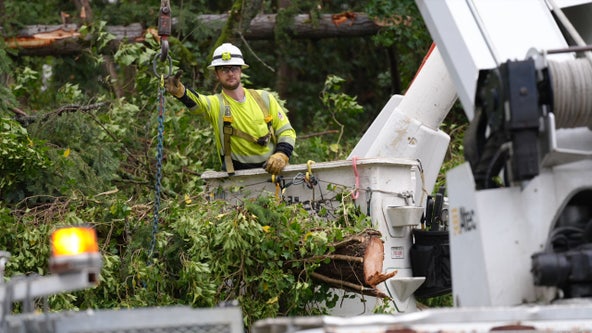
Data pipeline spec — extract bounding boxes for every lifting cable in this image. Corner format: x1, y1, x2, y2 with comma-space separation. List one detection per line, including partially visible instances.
548, 59, 592, 129
149, 0, 173, 259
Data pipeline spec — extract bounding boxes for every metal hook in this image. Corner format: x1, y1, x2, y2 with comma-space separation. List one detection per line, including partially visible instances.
152, 52, 173, 78
160, 38, 169, 62
157, 0, 172, 62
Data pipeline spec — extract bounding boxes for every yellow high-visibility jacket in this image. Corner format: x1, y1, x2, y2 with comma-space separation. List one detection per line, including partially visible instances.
176, 87, 296, 170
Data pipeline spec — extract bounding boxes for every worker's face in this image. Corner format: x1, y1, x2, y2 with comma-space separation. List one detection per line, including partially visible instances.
215, 66, 242, 90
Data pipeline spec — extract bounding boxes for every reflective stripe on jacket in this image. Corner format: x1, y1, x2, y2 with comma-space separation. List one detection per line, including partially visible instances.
183, 88, 296, 167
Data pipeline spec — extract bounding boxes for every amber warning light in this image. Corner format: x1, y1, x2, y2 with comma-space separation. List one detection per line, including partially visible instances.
49, 226, 102, 274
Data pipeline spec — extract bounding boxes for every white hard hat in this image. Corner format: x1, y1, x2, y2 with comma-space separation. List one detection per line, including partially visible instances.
208, 43, 249, 69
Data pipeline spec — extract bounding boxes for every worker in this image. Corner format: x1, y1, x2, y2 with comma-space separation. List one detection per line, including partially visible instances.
164, 43, 296, 175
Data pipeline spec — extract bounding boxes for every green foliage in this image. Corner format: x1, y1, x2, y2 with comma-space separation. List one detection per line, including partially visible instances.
274, 0, 320, 53
0, 40, 13, 75
291, 75, 364, 164
0, 192, 372, 328
319, 75, 364, 157
163, 195, 357, 325
23, 107, 121, 202
418, 294, 454, 308
0, 117, 49, 202
0, 86, 17, 114
435, 104, 468, 190
292, 137, 346, 165
11, 66, 42, 101
80, 21, 116, 54
3, 0, 75, 27
364, 0, 432, 88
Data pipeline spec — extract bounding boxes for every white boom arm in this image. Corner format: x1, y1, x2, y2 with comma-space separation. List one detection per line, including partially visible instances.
348, 44, 457, 196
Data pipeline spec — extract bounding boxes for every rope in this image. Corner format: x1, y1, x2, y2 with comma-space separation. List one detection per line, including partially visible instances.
548, 58, 592, 129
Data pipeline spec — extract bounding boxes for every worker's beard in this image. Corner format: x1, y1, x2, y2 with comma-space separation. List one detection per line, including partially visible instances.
221, 81, 240, 90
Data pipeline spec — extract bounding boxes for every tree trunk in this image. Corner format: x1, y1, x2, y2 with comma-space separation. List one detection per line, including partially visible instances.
247, 12, 382, 40
3, 13, 388, 56
4, 23, 146, 56
388, 45, 402, 95
72, 0, 93, 24
276, 0, 294, 99
312, 229, 396, 298
0, 0, 5, 27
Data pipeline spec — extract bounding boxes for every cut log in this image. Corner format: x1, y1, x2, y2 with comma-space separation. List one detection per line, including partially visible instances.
312, 229, 396, 298
2, 12, 415, 56
3, 23, 146, 56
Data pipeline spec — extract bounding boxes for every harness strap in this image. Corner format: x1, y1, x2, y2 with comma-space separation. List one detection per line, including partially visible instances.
220, 90, 273, 173
250, 90, 276, 145
224, 123, 262, 143
223, 126, 235, 174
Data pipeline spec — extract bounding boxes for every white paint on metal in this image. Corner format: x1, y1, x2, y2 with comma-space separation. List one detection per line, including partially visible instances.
252, 303, 592, 333
202, 158, 423, 315
388, 277, 426, 302
447, 160, 592, 306
553, 0, 592, 7
416, 0, 571, 120
349, 46, 454, 196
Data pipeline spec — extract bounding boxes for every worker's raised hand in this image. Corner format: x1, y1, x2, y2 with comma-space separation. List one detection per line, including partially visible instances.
265, 152, 289, 175
164, 71, 185, 98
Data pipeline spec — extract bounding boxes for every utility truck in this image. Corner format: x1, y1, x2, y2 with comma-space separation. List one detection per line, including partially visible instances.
207, 0, 592, 330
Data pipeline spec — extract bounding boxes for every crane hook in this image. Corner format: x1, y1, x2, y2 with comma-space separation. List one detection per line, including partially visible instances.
153, 0, 173, 77
157, 0, 172, 62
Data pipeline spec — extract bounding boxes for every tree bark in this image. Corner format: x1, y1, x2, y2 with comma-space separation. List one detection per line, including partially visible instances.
246, 12, 381, 40
103, 55, 123, 99
72, 0, 93, 24
0, 0, 5, 27
3, 13, 388, 56
4, 23, 146, 56
275, 0, 293, 99
312, 229, 396, 298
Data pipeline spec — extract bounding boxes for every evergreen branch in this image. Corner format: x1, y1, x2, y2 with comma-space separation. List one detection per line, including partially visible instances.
239, 32, 275, 73
9, 102, 110, 126
54, 102, 109, 115
82, 106, 150, 173
297, 130, 339, 139
9, 106, 36, 126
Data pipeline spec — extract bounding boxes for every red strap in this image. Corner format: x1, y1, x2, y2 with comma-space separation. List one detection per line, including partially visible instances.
351, 156, 360, 200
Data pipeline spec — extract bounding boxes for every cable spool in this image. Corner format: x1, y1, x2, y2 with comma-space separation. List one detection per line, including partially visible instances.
548, 58, 592, 129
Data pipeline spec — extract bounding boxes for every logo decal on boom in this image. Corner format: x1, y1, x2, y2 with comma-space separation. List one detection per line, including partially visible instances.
450, 207, 477, 235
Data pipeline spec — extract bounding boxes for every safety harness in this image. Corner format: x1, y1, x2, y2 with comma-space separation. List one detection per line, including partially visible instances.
220, 89, 276, 174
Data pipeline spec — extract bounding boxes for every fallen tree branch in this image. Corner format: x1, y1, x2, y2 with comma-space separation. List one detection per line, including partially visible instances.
310, 229, 397, 298
9, 102, 109, 126
54, 102, 110, 115
9, 106, 30, 118
298, 130, 340, 139
310, 272, 389, 298
2, 12, 413, 56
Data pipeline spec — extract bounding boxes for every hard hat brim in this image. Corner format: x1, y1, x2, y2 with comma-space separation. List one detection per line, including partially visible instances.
207, 63, 249, 70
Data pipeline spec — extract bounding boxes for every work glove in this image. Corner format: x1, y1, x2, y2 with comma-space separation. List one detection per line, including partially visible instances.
265, 152, 289, 175
164, 71, 185, 98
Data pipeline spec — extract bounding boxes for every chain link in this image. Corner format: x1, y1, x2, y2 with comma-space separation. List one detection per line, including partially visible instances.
149, 76, 166, 259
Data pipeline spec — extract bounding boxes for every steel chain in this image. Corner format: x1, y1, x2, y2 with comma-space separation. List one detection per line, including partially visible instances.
149, 75, 166, 259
